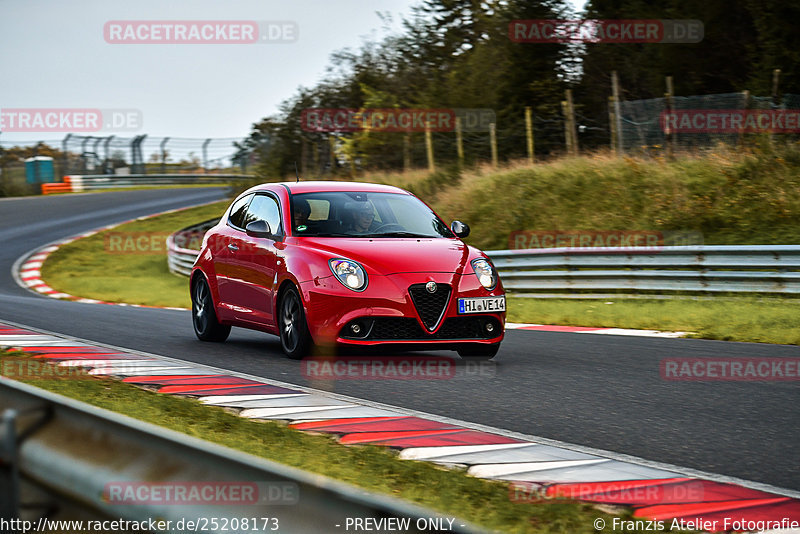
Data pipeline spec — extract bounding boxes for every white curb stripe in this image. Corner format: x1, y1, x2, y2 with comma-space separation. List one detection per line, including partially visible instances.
199, 394, 308, 405
399, 443, 534, 460
578, 328, 689, 338
469, 459, 608, 478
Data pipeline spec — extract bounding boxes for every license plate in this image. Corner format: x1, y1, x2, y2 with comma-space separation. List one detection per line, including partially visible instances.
457, 296, 506, 314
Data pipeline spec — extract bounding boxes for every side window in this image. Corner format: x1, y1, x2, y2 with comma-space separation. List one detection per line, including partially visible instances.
228, 194, 253, 229
243, 194, 282, 235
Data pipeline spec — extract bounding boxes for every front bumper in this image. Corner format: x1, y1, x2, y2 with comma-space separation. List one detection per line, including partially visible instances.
299, 271, 505, 347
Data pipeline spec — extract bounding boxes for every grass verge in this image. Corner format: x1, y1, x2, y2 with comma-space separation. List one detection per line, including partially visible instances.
0, 349, 659, 534
40, 200, 229, 308
509, 297, 800, 345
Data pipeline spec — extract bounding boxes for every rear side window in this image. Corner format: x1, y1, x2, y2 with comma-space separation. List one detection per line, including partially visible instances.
228, 194, 253, 229
243, 194, 282, 235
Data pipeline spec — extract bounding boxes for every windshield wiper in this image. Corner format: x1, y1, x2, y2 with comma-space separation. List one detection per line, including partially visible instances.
362, 232, 435, 238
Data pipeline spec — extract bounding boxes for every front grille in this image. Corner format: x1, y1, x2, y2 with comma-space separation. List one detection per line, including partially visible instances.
371, 318, 425, 339
408, 283, 451, 331
344, 317, 499, 341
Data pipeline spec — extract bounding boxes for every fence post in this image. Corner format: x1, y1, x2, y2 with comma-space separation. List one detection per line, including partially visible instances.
562, 100, 572, 155
81, 136, 91, 174
525, 106, 534, 164
425, 127, 435, 172
202, 138, 211, 173
771, 69, 781, 147
455, 118, 464, 165
62, 133, 72, 176
772, 68, 782, 105
664, 76, 674, 158
611, 71, 623, 155
489, 122, 498, 167
103, 136, 114, 174
565, 89, 578, 156
608, 96, 617, 154
160, 137, 170, 174
739, 90, 750, 148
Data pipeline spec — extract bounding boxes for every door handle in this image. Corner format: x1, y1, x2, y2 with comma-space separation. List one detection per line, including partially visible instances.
227, 243, 239, 252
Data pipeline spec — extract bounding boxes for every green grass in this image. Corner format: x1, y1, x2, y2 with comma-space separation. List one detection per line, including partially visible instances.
349, 146, 800, 251
0, 349, 668, 534
507, 297, 800, 345
40, 201, 229, 308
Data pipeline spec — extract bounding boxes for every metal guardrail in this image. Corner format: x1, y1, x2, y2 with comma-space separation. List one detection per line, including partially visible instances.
166, 219, 219, 276
0, 379, 483, 534
51, 174, 252, 193
488, 245, 800, 295
166, 224, 800, 295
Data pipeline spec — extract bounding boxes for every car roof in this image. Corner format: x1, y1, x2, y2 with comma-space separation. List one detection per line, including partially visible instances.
252, 180, 412, 195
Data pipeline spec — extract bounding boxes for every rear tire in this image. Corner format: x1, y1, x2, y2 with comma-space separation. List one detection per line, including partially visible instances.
279, 286, 313, 360
192, 277, 231, 342
457, 343, 499, 361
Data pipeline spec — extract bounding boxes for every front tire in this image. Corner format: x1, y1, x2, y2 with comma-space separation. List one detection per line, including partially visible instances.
457, 343, 499, 361
279, 286, 312, 360
192, 277, 231, 342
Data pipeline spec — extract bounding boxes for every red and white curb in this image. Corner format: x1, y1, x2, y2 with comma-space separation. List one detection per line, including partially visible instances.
11, 205, 220, 311
506, 323, 689, 338
1, 321, 797, 533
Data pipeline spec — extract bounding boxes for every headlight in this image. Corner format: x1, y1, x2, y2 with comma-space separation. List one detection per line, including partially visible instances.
329, 258, 368, 292
471, 258, 497, 290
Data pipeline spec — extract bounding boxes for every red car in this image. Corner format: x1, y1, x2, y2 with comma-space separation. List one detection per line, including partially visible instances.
191, 181, 505, 359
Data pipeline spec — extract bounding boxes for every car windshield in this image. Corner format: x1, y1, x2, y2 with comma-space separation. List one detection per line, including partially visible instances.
290, 191, 455, 238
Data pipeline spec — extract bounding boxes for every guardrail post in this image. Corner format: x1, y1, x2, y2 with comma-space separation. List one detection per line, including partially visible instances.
202, 138, 212, 173
160, 137, 170, 174
103, 135, 115, 174
80, 136, 92, 174
0, 409, 21, 529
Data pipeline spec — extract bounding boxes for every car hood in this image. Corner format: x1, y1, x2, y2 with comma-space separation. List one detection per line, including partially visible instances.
300, 237, 474, 275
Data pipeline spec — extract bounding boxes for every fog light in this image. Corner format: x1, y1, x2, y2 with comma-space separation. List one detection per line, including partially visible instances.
485, 323, 494, 333
351, 323, 362, 334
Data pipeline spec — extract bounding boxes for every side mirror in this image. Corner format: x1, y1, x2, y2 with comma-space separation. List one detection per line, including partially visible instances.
245, 220, 272, 239
451, 220, 470, 238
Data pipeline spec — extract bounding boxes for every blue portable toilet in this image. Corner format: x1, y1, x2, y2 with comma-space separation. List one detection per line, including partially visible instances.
25, 156, 56, 184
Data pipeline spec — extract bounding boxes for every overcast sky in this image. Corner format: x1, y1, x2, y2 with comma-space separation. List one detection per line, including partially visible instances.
1, 0, 585, 152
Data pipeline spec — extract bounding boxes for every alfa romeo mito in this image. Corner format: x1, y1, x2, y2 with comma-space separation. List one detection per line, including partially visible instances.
191, 181, 505, 359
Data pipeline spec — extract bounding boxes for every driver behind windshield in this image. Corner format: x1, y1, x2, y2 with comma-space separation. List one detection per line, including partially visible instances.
345, 200, 377, 234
